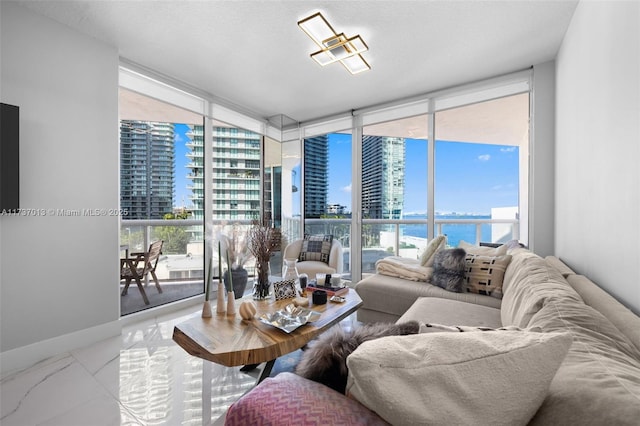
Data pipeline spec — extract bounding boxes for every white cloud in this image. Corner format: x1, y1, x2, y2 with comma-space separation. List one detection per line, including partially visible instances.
478, 154, 491, 162
500, 147, 517, 153
174, 134, 184, 143
342, 183, 352, 193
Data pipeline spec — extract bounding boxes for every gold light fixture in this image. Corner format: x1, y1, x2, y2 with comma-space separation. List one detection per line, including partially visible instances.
298, 12, 370, 75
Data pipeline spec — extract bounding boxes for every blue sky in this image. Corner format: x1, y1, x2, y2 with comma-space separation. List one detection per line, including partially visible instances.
173, 124, 191, 208
172, 126, 519, 216
327, 133, 519, 215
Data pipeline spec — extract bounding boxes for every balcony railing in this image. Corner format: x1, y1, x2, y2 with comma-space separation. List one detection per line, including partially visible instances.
297, 216, 519, 275
120, 216, 518, 314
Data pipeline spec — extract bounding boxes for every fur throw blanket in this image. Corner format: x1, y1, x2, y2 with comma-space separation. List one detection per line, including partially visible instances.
375, 256, 433, 281
295, 321, 421, 393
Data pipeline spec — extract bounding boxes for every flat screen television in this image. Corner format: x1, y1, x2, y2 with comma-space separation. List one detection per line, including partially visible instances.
1, 102, 20, 211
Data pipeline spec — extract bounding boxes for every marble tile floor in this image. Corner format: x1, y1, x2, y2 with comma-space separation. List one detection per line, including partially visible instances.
1, 304, 356, 426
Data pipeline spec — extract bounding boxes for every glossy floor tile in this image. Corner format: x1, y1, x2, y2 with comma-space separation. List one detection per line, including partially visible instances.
0, 305, 264, 426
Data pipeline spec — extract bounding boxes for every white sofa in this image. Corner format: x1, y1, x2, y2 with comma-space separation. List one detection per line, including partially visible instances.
354, 246, 640, 425
226, 246, 640, 425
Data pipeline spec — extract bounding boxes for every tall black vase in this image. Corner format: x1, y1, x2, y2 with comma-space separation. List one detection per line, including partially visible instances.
224, 267, 249, 299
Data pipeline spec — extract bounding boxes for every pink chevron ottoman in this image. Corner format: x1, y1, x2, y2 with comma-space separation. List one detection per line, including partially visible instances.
225, 372, 388, 425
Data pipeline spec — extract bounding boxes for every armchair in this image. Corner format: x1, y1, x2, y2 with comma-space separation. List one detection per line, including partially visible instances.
283, 237, 343, 278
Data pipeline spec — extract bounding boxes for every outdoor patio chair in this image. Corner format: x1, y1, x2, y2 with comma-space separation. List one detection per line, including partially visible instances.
120, 240, 164, 305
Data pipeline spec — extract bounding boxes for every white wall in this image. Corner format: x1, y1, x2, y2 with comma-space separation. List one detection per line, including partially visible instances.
0, 3, 121, 371
555, 1, 640, 314
530, 61, 556, 257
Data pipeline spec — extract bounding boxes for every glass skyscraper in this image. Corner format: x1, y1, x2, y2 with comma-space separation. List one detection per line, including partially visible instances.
187, 124, 262, 222
120, 121, 175, 219
304, 135, 329, 218
362, 135, 405, 219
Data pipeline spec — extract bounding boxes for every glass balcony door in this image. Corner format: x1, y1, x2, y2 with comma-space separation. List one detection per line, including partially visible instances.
119, 88, 205, 316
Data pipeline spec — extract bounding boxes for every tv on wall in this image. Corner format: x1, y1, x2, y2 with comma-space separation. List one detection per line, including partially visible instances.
0, 102, 20, 211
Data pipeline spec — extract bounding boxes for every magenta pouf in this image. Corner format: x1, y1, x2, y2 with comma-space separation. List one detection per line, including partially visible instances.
224, 372, 388, 425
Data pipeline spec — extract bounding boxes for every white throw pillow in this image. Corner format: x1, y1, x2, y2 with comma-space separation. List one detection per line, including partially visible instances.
419, 235, 446, 267
346, 331, 572, 426
458, 239, 511, 255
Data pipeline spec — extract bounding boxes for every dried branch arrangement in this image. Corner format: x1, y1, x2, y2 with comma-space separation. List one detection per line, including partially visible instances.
247, 221, 280, 263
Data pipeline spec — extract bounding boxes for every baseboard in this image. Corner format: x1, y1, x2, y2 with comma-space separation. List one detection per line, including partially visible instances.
0, 320, 121, 377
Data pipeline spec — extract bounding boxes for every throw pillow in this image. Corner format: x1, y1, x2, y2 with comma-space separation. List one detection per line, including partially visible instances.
431, 248, 466, 292
298, 234, 333, 264
419, 235, 446, 267
464, 253, 512, 299
458, 239, 509, 256
346, 331, 573, 426
295, 321, 421, 394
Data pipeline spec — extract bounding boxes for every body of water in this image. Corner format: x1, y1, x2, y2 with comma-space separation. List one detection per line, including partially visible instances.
401, 214, 493, 247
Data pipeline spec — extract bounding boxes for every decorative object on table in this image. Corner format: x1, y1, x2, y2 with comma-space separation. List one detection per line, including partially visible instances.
330, 295, 346, 303
202, 252, 213, 318
216, 281, 226, 314
216, 241, 226, 314
239, 300, 257, 320
282, 258, 300, 282
274, 279, 297, 301
226, 290, 236, 315
312, 290, 327, 305
218, 223, 252, 298
253, 259, 271, 300
293, 296, 309, 307
299, 273, 308, 290
307, 278, 349, 296
225, 250, 236, 315
258, 303, 322, 333
315, 273, 332, 286
248, 220, 280, 300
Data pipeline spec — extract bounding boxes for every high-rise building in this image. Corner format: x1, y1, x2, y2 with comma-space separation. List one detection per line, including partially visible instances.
187, 124, 262, 221
185, 124, 204, 220
362, 135, 405, 219
264, 165, 282, 227
120, 120, 175, 219
304, 135, 329, 218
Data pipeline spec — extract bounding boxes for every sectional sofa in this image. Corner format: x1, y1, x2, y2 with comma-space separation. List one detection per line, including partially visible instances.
224, 245, 640, 425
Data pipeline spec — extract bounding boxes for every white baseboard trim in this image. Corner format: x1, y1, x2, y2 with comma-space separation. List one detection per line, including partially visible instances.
0, 320, 121, 377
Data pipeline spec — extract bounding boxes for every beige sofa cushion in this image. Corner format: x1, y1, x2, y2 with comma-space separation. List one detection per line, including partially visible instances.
566, 274, 640, 354
527, 297, 640, 425
355, 273, 501, 321
500, 249, 581, 327
398, 297, 503, 329
544, 256, 576, 278
346, 331, 572, 426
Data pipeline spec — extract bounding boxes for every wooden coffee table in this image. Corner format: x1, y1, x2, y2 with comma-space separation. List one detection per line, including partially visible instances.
172, 289, 362, 382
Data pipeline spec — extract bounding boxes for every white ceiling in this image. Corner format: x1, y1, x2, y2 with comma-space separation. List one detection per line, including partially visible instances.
15, 0, 578, 124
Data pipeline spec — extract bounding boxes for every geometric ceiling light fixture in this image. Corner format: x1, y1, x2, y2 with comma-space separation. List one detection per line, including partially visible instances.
298, 12, 371, 75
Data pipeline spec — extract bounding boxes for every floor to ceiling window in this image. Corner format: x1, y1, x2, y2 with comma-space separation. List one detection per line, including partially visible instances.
360, 114, 430, 273
303, 130, 352, 277
119, 88, 205, 316
434, 93, 528, 247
